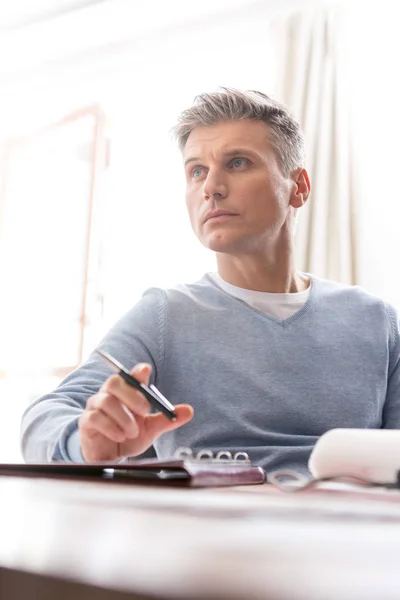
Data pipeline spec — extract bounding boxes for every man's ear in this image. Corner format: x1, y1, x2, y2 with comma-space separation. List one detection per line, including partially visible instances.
290, 168, 311, 209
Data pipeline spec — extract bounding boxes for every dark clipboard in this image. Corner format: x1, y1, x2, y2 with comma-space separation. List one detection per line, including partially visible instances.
0, 459, 266, 488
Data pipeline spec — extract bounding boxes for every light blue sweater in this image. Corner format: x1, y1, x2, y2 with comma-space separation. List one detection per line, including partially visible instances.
20, 273, 400, 476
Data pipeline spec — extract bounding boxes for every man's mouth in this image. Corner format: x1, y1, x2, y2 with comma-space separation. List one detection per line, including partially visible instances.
204, 209, 238, 223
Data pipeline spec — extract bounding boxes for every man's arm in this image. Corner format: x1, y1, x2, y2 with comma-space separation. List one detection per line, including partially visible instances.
382, 304, 400, 429
21, 289, 164, 463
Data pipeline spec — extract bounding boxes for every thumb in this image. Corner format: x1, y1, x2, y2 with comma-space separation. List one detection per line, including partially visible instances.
143, 404, 194, 441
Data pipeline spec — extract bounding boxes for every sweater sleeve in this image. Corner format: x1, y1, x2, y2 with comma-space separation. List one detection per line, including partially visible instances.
20, 288, 166, 463
382, 303, 400, 429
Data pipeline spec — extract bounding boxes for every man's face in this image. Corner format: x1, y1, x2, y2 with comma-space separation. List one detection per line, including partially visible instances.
184, 119, 297, 254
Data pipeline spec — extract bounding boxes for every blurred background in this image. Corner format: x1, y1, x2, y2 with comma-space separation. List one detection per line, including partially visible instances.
0, 0, 398, 461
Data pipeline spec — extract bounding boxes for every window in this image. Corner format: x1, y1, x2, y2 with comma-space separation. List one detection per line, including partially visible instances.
0, 106, 108, 460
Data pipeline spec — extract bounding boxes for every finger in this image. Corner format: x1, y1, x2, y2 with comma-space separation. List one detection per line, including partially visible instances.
104, 375, 151, 417
103, 362, 153, 415
143, 404, 194, 440
130, 363, 152, 384
80, 409, 126, 444
99, 363, 152, 393
88, 392, 139, 438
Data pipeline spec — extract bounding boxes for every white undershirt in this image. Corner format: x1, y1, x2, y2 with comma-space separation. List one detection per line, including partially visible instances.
208, 272, 311, 319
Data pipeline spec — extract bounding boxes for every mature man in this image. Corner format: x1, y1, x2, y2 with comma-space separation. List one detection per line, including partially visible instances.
21, 88, 400, 476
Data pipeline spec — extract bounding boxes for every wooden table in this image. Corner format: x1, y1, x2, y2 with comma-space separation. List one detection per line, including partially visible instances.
1, 476, 400, 599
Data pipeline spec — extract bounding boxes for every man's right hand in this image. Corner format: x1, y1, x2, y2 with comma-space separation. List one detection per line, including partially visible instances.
79, 363, 194, 462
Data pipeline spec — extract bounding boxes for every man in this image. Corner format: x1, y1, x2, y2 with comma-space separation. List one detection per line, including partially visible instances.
21, 88, 400, 476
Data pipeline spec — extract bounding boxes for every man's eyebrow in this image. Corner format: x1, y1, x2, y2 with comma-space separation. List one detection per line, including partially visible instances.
184, 156, 200, 167
222, 148, 259, 158
184, 148, 258, 168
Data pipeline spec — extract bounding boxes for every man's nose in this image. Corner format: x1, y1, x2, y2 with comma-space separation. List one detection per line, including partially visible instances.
203, 169, 228, 201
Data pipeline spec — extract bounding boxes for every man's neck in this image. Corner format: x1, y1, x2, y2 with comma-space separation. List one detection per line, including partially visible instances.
216, 254, 308, 294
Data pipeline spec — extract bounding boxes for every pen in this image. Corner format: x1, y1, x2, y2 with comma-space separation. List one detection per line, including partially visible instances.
95, 349, 176, 421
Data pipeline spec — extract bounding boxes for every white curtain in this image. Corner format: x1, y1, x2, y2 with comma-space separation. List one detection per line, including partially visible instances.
276, 8, 358, 284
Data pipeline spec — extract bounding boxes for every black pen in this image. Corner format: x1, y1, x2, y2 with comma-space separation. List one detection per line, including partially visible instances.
95, 349, 176, 421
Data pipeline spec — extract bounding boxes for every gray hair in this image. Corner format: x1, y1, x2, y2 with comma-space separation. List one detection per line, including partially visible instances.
172, 87, 305, 176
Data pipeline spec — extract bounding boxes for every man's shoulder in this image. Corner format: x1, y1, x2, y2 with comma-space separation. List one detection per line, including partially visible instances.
105, 277, 220, 345
310, 273, 397, 318
143, 274, 220, 306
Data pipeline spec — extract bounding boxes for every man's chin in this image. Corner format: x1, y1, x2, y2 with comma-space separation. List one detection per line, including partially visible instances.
200, 233, 245, 254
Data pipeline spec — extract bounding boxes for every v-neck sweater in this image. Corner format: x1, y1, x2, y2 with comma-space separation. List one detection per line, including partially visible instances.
21, 273, 400, 476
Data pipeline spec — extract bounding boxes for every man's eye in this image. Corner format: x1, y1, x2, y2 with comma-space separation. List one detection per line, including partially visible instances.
192, 167, 204, 178
231, 158, 248, 169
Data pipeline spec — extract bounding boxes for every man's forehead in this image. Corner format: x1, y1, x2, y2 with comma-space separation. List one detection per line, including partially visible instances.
184, 120, 271, 156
